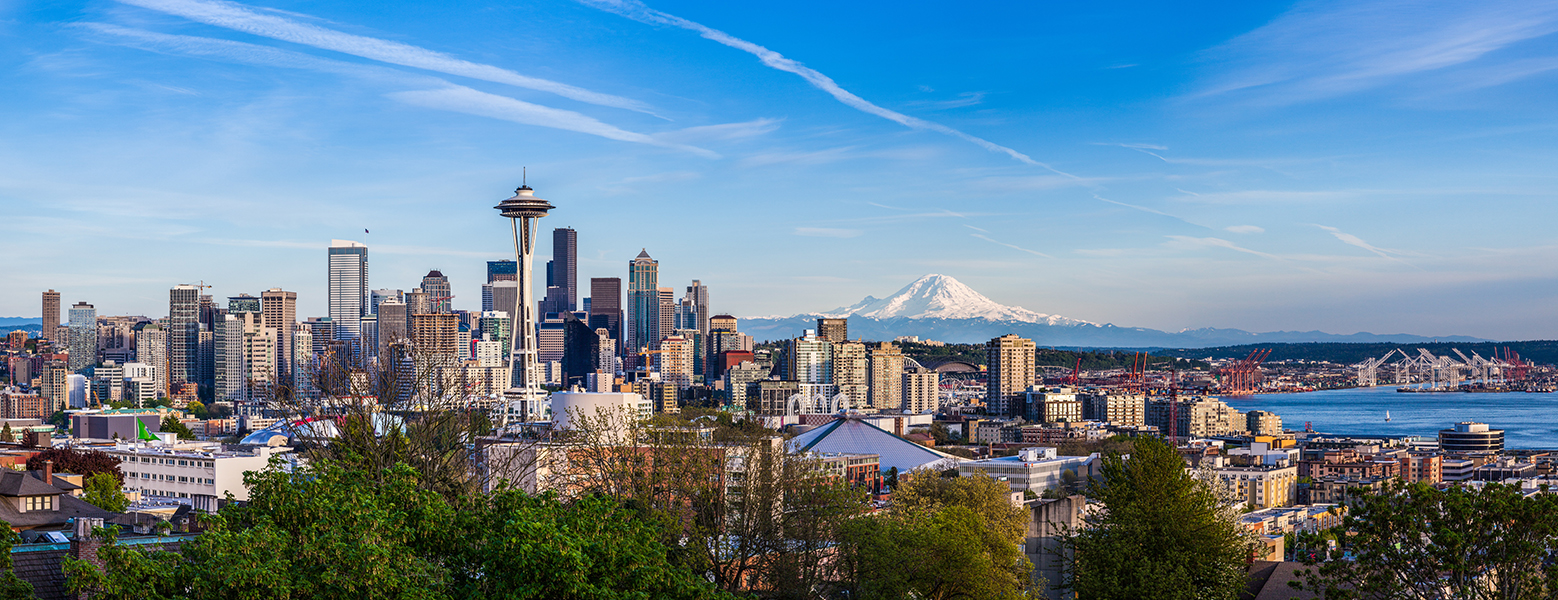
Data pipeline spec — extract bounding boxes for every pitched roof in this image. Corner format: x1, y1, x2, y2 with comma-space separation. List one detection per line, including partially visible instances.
11, 548, 68, 600
789, 417, 965, 474
636, 249, 652, 259
0, 493, 115, 529
0, 471, 63, 497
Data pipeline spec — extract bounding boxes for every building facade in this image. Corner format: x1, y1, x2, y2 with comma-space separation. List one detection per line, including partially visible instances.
986, 335, 1035, 417
327, 240, 369, 350
67, 302, 97, 374
868, 342, 904, 409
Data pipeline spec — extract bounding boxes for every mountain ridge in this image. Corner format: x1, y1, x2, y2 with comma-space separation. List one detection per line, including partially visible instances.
738, 275, 1488, 347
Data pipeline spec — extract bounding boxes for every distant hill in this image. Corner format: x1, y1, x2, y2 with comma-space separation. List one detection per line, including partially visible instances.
740, 274, 1488, 348
1154, 341, 1558, 366
0, 318, 41, 336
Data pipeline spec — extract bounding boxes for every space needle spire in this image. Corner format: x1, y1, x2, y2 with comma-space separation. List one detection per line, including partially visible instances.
494, 176, 554, 423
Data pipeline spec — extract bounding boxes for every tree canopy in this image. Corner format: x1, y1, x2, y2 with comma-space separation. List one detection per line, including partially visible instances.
0, 525, 34, 600
81, 473, 130, 513
63, 460, 734, 600
1063, 436, 1251, 600
1294, 480, 1558, 600
838, 472, 1032, 600
159, 416, 196, 440
26, 447, 122, 484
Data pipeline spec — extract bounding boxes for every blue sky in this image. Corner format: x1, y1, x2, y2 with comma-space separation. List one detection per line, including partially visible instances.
4, 0, 1558, 339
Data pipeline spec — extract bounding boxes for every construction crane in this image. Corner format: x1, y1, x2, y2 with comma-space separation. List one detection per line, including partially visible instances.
1355, 349, 1404, 387
1219, 349, 1270, 396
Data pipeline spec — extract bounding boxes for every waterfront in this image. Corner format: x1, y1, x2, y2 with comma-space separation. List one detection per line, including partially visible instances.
1226, 386, 1558, 449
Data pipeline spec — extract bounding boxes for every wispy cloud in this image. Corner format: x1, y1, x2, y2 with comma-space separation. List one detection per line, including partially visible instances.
1166, 235, 1282, 260
652, 118, 781, 143
1314, 224, 1421, 269
82, 24, 712, 154
793, 227, 863, 238
1199, 0, 1558, 102
112, 0, 659, 114
971, 234, 1050, 257
390, 88, 716, 157
577, 0, 1073, 175
1225, 225, 1265, 234
906, 91, 987, 110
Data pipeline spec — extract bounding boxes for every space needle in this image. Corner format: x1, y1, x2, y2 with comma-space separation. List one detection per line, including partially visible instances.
495, 174, 553, 424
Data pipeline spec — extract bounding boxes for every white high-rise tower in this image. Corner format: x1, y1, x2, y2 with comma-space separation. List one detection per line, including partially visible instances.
328, 240, 369, 354
495, 179, 554, 423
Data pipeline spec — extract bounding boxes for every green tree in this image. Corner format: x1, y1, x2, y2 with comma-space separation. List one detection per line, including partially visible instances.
63, 460, 733, 600
1293, 480, 1558, 600
159, 416, 196, 440
185, 400, 207, 419
1063, 436, 1251, 600
81, 473, 130, 513
0, 524, 34, 600
0, 423, 11, 444
839, 472, 1032, 600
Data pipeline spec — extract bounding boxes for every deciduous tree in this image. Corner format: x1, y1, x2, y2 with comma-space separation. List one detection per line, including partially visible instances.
81, 473, 129, 513
26, 448, 122, 484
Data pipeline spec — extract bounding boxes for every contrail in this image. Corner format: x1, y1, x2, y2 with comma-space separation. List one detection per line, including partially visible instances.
114, 0, 659, 115
579, 0, 1073, 176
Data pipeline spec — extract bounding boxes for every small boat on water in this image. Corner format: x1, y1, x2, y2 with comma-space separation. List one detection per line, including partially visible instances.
1385, 410, 1391, 422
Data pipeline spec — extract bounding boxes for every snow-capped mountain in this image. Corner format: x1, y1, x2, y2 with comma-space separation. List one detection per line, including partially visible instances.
821, 274, 1089, 326
738, 274, 1486, 347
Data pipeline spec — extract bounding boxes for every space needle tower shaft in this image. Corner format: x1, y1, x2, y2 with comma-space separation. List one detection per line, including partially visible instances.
494, 175, 554, 422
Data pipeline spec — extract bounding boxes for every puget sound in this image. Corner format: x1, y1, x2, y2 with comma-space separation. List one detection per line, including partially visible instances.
1225, 385, 1558, 449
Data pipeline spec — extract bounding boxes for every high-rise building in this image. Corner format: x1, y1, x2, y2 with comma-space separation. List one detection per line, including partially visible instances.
41, 290, 60, 342
261, 289, 297, 385
371, 289, 402, 314
228, 294, 261, 315
626, 250, 659, 360
832, 341, 868, 409
657, 335, 694, 389
478, 311, 511, 358
986, 334, 1035, 417
489, 281, 518, 326
683, 281, 709, 335
538, 314, 567, 365
292, 324, 317, 400
420, 270, 452, 313
328, 239, 369, 348
710, 314, 737, 333
405, 289, 431, 318
902, 362, 940, 413
133, 322, 168, 398
553, 228, 577, 311
41, 362, 69, 408
787, 329, 832, 384
658, 288, 675, 345
169, 285, 201, 393
411, 313, 461, 360
368, 298, 403, 353
867, 342, 904, 409
67, 302, 97, 374
487, 260, 517, 283
214, 314, 245, 402
588, 277, 622, 342
817, 318, 848, 344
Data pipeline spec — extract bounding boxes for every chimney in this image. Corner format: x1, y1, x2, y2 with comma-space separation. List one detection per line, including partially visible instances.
43, 460, 52, 485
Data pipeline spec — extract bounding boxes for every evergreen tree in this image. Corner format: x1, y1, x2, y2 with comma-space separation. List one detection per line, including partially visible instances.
1062, 436, 1252, 600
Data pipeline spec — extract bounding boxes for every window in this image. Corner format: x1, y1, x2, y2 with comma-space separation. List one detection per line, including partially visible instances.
24, 496, 53, 511
178, 477, 187, 483
178, 460, 186, 466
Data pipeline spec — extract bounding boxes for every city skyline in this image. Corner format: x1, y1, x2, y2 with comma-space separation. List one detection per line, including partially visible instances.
4, 1, 1558, 339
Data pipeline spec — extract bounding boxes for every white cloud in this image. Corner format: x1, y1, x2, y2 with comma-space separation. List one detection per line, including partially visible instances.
112, 0, 659, 114
577, 0, 1073, 175
1225, 225, 1265, 234
971, 234, 1050, 258
1166, 235, 1283, 260
1199, 0, 1558, 102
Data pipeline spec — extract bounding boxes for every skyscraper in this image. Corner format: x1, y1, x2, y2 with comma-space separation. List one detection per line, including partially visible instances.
684, 280, 709, 335
787, 330, 833, 384
832, 341, 868, 408
168, 284, 200, 390
487, 260, 517, 283
134, 322, 167, 399
328, 239, 369, 349
817, 318, 848, 343
626, 250, 659, 360
41, 290, 60, 343
986, 334, 1036, 417
658, 288, 675, 346
588, 277, 622, 342
377, 300, 408, 358
867, 342, 904, 409
420, 270, 451, 313
67, 302, 97, 374
262, 288, 297, 385
371, 289, 402, 314
552, 228, 577, 311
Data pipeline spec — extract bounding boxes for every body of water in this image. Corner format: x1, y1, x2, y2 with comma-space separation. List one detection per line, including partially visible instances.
1223, 386, 1558, 449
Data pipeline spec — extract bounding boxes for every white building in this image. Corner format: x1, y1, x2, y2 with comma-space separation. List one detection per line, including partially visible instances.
107, 441, 292, 511
958, 447, 1100, 493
